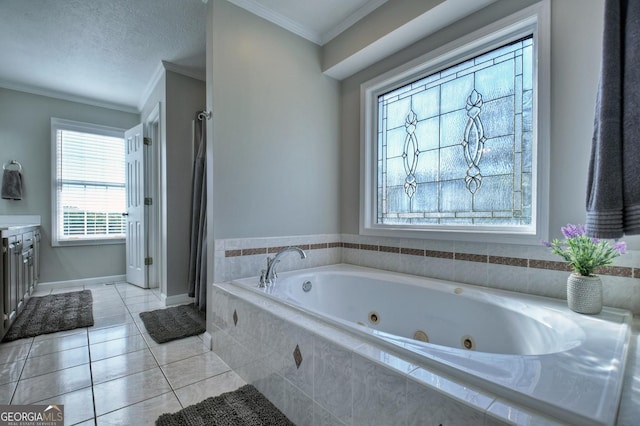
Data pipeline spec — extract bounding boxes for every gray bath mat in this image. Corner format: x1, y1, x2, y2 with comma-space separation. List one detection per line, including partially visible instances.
156, 384, 294, 426
139, 303, 205, 344
2, 290, 93, 342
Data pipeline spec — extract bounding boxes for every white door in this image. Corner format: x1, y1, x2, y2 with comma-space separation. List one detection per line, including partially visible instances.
125, 124, 147, 288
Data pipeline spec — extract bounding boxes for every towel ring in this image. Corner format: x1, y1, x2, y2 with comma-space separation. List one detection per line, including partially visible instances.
3, 160, 22, 172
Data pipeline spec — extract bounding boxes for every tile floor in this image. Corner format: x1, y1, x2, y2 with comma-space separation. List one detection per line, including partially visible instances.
0, 282, 246, 425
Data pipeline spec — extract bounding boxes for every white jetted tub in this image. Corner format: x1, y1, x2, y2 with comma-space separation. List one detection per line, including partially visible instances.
231, 264, 631, 425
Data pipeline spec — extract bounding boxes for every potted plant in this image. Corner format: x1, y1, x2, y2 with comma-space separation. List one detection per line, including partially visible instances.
542, 224, 626, 314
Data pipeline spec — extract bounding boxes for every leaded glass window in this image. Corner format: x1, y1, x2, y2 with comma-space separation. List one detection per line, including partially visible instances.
377, 36, 533, 227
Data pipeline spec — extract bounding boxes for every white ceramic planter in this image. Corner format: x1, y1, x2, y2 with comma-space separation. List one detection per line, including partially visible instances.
567, 273, 603, 314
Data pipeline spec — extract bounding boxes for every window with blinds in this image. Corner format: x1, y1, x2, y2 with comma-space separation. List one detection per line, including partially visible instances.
51, 118, 126, 246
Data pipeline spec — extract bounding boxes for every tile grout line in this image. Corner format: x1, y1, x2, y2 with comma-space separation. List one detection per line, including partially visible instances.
90, 282, 132, 424
87, 284, 135, 426
85, 327, 98, 426
118, 285, 187, 411
9, 330, 95, 421
122, 291, 224, 410
8, 337, 35, 405
86, 285, 101, 425
3, 283, 195, 423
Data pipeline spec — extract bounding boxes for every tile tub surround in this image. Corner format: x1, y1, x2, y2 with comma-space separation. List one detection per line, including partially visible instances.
214, 234, 640, 313
211, 282, 616, 426
214, 234, 343, 283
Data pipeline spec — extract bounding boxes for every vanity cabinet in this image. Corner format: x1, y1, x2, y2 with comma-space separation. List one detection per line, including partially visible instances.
1, 225, 40, 340
7, 234, 22, 320
21, 231, 36, 296
33, 229, 40, 284
0, 249, 3, 339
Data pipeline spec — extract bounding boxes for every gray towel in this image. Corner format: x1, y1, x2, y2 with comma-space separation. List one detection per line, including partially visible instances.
1, 169, 22, 200
586, 0, 640, 238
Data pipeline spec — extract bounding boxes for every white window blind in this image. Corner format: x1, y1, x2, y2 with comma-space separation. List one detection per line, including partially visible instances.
51, 118, 126, 246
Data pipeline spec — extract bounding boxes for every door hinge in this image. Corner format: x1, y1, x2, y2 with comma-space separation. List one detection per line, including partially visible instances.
144, 197, 153, 206
144, 137, 152, 146
145, 257, 153, 266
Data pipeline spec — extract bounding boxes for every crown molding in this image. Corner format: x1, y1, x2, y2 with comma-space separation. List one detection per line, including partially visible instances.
227, 0, 389, 46
161, 61, 206, 81
227, 0, 322, 44
138, 61, 206, 112
138, 62, 166, 112
321, 0, 388, 45
0, 80, 138, 114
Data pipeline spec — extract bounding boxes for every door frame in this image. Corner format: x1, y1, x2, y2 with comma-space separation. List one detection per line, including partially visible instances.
145, 103, 163, 292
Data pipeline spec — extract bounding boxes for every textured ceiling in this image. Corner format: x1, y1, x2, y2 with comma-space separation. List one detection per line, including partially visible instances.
5, 0, 490, 113
0, 0, 208, 112
0, 0, 387, 112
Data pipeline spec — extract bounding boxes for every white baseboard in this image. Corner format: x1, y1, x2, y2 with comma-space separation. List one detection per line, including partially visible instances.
161, 293, 194, 306
38, 275, 126, 290
202, 331, 213, 350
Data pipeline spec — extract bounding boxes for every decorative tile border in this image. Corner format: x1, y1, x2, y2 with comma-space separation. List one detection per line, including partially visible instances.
224, 240, 639, 279
225, 243, 328, 257
489, 255, 528, 268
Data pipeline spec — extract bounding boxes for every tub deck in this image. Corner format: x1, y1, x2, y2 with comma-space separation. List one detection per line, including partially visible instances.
222, 264, 631, 425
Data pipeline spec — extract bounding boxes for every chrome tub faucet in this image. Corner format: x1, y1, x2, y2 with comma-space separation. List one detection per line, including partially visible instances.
259, 246, 307, 287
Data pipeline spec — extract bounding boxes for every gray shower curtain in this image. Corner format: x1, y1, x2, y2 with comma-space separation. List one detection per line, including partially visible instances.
188, 112, 207, 311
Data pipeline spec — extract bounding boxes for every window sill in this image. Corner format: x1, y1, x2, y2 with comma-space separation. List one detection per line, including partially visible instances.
52, 238, 125, 248
360, 224, 546, 246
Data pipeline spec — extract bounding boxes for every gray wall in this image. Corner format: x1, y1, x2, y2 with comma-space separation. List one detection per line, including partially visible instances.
205, 0, 627, 247
165, 71, 206, 297
140, 69, 206, 297
0, 88, 139, 282
338, 0, 637, 247
0, 0, 626, 289
208, 0, 341, 240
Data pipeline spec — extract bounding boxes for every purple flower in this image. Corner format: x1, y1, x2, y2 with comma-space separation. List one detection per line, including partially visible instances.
614, 241, 627, 254
561, 223, 586, 239
541, 240, 552, 248
544, 224, 626, 276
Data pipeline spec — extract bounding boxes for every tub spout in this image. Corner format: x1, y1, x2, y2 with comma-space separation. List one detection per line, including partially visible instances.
260, 246, 307, 287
